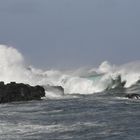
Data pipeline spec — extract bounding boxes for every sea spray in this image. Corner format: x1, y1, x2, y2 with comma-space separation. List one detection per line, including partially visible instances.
0, 45, 140, 96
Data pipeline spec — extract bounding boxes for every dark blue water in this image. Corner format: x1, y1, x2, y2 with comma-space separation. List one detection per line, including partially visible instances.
0, 92, 140, 140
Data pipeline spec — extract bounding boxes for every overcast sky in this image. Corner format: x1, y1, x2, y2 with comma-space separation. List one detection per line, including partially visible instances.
0, 0, 140, 69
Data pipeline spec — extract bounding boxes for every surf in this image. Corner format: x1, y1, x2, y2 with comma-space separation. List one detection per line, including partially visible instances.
0, 45, 140, 98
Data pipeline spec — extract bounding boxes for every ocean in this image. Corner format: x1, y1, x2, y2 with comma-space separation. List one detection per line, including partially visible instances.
0, 45, 140, 139
1, 92, 140, 140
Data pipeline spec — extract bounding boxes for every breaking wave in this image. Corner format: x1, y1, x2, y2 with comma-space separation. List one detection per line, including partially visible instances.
0, 45, 140, 97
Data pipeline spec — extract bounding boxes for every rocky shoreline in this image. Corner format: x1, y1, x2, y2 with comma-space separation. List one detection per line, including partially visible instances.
0, 82, 45, 103
0, 81, 139, 104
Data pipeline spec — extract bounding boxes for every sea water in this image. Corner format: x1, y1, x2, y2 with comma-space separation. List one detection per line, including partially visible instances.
0, 93, 140, 140
0, 45, 140, 139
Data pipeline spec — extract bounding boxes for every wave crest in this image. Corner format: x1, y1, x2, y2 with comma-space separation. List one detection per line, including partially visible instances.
0, 45, 140, 96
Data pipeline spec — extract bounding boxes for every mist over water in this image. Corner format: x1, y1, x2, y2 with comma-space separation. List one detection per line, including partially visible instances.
0, 0, 140, 139
0, 45, 140, 97
1, 45, 140, 140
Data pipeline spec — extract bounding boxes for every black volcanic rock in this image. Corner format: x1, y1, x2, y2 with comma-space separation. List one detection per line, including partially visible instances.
125, 93, 140, 99
0, 82, 45, 103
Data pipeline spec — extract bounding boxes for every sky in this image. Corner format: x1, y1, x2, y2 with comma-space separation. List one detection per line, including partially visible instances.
0, 0, 140, 69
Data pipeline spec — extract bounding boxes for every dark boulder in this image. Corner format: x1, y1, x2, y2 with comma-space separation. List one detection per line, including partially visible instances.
0, 82, 45, 103
44, 85, 64, 95
125, 93, 140, 99
106, 75, 126, 90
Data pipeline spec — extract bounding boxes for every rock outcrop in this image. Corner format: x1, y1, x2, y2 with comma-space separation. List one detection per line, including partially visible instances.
125, 93, 140, 99
0, 82, 45, 103
44, 85, 64, 95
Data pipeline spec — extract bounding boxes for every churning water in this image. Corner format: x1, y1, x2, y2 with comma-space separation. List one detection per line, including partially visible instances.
0, 45, 140, 139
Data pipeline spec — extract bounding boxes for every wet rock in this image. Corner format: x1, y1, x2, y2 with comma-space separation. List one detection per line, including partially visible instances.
44, 85, 64, 95
125, 94, 140, 99
106, 75, 126, 90
0, 82, 45, 103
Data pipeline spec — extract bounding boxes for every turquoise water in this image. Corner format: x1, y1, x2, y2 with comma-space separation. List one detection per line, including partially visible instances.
81, 74, 103, 81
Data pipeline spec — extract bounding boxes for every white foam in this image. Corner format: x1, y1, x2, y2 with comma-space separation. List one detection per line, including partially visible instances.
0, 45, 140, 96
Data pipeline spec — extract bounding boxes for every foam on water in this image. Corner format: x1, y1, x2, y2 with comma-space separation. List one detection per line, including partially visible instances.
0, 45, 140, 97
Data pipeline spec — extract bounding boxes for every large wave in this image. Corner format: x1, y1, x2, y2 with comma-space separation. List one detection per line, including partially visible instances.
0, 45, 140, 97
